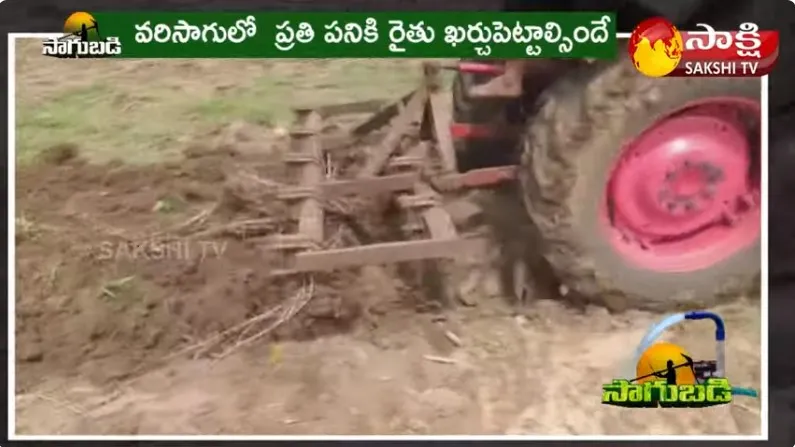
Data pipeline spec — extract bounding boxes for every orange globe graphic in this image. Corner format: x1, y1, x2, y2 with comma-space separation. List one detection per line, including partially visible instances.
635, 341, 696, 385
64, 12, 99, 41
628, 17, 683, 78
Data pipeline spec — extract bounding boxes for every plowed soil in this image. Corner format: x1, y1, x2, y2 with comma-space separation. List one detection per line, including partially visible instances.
13, 39, 763, 436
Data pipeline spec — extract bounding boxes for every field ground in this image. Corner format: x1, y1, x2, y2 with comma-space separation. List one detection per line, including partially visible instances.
13, 39, 762, 435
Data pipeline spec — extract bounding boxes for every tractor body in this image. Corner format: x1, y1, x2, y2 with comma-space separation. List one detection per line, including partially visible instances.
270, 0, 786, 312
450, 0, 767, 309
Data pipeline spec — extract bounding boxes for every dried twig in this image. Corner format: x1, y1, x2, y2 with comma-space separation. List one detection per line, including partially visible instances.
320, 197, 355, 216
444, 330, 463, 347
31, 392, 87, 416
423, 355, 457, 365
320, 226, 346, 249
164, 276, 315, 362
167, 205, 217, 234
239, 172, 284, 191
163, 304, 284, 361
138, 204, 218, 244
190, 218, 279, 240
324, 152, 336, 179
72, 212, 132, 239
214, 276, 315, 360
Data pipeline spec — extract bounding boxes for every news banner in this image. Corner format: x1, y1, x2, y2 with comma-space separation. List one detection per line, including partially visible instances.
41, 12, 779, 78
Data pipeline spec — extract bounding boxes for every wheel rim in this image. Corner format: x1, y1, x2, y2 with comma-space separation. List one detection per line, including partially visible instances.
601, 98, 760, 273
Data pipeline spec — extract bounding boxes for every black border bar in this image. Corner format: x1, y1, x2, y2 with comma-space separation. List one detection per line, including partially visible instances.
2, 0, 794, 444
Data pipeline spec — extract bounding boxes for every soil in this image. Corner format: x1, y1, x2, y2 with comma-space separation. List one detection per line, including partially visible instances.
13, 80, 763, 436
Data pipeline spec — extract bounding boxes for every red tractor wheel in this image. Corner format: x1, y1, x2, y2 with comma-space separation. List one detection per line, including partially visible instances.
521, 59, 761, 311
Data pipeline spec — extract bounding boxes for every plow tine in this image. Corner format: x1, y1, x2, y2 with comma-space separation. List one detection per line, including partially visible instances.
316, 99, 386, 118
351, 90, 416, 136
358, 89, 427, 178
268, 64, 515, 277
292, 110, 325, 244
290, 238, 488, 272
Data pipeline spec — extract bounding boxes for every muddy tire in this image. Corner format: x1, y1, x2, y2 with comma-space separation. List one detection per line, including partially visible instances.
520, 59, 761, 312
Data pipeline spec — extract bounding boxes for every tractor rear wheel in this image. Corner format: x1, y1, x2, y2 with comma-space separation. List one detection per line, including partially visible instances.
521, 59, 761, 311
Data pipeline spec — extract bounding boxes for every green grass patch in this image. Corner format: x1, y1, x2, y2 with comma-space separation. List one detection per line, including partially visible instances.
15, 45, 437, 166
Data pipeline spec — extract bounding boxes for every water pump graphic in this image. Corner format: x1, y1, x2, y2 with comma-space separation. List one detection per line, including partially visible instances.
627, 311, 758, 398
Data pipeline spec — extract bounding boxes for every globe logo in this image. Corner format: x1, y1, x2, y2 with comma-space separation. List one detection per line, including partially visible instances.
628, 17, 684, 77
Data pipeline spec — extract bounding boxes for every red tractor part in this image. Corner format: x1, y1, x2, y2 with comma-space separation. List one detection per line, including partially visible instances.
449, 123, 524, 140
439, 61, 505, 76
603, 98, 760, 273
449, 123, 495, 139
519, 60, 760, 311
448, 60, 525, 172
449, 59, 587, 173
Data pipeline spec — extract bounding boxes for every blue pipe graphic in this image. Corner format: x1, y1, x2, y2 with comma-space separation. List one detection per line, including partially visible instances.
631, 313, 685, 370
630, 311, 758, 398
684, 311, 725, 376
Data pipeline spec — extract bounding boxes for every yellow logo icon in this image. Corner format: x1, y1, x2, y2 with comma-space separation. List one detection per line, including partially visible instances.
63, 12, 100, 41
628, 17, 684, 78
635, 341, 697, 385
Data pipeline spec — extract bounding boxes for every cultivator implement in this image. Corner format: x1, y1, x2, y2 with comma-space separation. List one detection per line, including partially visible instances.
267, 62, 516, 275
262, 52, 762, 313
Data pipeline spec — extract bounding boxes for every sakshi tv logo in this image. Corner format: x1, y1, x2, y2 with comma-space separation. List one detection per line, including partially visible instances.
628, 18, 779, 77
42, 12, 122, 58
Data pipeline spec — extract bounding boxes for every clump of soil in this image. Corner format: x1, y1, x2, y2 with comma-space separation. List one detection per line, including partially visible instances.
14, 123, 411, 391
37, 142, 79, 165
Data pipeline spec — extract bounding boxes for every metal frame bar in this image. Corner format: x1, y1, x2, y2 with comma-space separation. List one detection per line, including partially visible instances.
267, 63, 516, 275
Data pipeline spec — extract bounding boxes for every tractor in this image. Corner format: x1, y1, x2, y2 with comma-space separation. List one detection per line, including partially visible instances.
448, 0, 764, 310
270, 0, 779, 313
